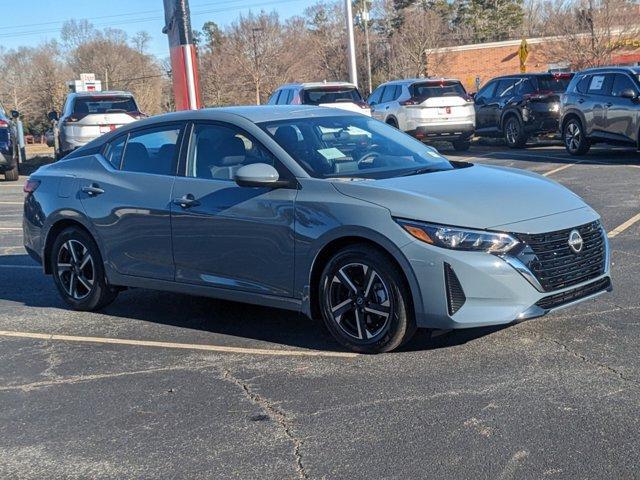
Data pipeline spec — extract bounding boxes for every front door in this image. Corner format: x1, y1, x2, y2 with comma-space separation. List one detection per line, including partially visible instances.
170, 122, 297, 297
79, 123, 184, 280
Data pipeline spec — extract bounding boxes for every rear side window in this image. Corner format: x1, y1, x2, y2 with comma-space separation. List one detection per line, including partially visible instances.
611, 74, 637, 96
587, 75, 610, 95
515, 78, 535, 95
121, 125, 182, 175
411, 81, 466, 99
536, 74, 573, 92
278, 89, 294, 105
104, 135, 127, 169
381, 85, 399, 103
267, 91, 281, 105
495, 79, 517, 98
302, 87, 363, 105
73, 96, 138, 116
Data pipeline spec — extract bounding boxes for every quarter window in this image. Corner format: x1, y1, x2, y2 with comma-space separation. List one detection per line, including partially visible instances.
104, 135, 127, 169
186, 123, 280, 181
121, 125, 182, 175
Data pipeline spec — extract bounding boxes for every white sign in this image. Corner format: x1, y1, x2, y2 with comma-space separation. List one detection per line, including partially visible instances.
80, 73, 96, 83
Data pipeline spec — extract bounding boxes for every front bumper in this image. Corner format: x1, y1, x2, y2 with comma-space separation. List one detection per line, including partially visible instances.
401, 232, 611, 330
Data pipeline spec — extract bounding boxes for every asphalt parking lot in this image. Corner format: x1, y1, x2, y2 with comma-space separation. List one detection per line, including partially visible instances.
1, 143, 639, 479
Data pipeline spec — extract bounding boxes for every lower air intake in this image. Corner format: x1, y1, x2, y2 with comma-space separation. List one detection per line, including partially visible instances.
444, 263, 466, 316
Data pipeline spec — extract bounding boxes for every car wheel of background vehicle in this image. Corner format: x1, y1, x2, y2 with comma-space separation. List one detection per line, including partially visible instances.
503, 116, 528, 148
318, 245, 416, 354
4, 165, 19, 181
452, 139, 471, 151
386, 118, 398, 129
51, 227, 118, 311
563, 118, 591, 156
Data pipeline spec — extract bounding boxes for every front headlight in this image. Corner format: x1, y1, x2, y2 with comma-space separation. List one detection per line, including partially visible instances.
397, 219, 520, 254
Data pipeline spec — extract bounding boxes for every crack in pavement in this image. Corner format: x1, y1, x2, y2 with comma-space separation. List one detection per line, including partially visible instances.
0, 364, 209, 392
222, 369, 308, 480
530, 332, 640, 388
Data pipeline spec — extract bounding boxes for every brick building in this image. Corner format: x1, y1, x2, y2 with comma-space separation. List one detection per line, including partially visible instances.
428, 34, 640, 92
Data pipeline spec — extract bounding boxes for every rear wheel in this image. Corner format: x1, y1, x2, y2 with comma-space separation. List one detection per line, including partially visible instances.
318, 245, 416, 354
51, 227, 118, 311
386, 118, 398, 129
503, 116, 528, 148
4, 144, 19, 181
563, 118, 591, 156
452, 139, 471, 151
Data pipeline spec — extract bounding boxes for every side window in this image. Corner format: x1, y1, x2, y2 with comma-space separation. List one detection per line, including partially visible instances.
587, 75, 608, 95
276, 90, 288, 105
381, 85, 397, 103
611, 74, 637, 97
186, 123, 282, 181
121, 125, 181, 175
368, 86, 383, 105
515, 78, 535, 96
475, 81, 497, 102
496, 79, 517, 98
104, 135, 127, 169
576, 75, 590, 94
268, 91, 281, 105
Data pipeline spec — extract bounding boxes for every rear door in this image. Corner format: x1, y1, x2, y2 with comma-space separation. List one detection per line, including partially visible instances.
79, 123, 184, 280
584, 74, 613, 136
170, 122, 297, 296
606, 73, 639, 142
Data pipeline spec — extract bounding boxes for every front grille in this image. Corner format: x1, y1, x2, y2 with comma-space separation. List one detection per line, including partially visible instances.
515, 221, 606, 292
536, 277, 611, 310
444, 263, 466, 315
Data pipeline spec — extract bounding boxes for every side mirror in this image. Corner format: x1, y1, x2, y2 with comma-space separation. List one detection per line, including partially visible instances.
620, 88, 638, 100
48, 111, 59, 122
10, 110, 20, 119
235, 163, 291, 188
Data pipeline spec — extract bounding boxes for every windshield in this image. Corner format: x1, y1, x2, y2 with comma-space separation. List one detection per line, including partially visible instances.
537, 75, 573, 92
302, 87, 363, 105
411, 81, 467, 99
259, 115, 455, 179
73, 96, 138, 115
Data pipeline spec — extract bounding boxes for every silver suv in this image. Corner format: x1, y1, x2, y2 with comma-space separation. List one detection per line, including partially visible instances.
368, 78, 475, 151
560, 66, 640, 155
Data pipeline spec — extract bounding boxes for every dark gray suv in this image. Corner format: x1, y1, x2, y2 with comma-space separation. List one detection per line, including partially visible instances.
560, 66, 640, 155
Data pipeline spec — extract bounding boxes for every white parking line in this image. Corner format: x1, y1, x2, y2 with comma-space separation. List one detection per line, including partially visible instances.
0, 330, 358, 358
0, 227, 21, 231
608, 213, 640, 238
542, 163, 582, 177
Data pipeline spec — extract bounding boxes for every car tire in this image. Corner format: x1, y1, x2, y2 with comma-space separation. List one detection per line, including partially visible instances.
452, 139, 471, 151
4, 145, 19, 181
503, 116, 528, 148
318, 245, 416, 354
386, 118, 398, 129
50, 227, 118, 311
563, 118, 591, 156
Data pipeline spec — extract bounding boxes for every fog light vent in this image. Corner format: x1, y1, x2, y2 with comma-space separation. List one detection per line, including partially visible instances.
444, 263, 466, 315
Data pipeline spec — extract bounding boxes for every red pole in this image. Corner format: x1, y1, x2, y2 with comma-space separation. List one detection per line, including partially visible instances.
163, 0, 202, 110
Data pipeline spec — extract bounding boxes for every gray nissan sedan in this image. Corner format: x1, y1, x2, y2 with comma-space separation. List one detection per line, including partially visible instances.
23, 106, 612, 353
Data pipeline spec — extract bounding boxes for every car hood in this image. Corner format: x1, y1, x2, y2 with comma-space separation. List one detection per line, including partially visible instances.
331, 164, 595, 232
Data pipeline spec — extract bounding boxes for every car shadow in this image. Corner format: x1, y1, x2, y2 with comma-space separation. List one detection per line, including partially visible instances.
0, 254, 503, 354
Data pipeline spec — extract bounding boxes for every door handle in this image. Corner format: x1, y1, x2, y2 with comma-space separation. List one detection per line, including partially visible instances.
605, 102, 613, 108
578, 98, 585, 104
81, 184, 104, 196
173, 194, 200, 209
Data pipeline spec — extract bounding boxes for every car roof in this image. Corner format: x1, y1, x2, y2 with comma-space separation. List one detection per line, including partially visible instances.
68, 91, 134, 98
580, 66, 640, 75
379, 78, 462, 87
277, 82, 357, 90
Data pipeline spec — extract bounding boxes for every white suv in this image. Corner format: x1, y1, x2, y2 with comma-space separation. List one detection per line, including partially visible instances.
50, 91, 145, 159
268, 82, 371, 116
368, 78, 476, 151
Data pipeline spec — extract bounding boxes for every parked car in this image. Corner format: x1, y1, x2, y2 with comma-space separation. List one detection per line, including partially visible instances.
560, 66, 640, 155
474, 72, 573, 148
367, 78, 475, 151
49, 91, 145, 160
0, 104, 20, 181
267, 82, 371, 116
24, 106, 611, 353
44, 129, 55, 148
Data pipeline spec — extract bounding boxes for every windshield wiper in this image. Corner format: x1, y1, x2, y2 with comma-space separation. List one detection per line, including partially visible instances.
399, 166, 441, 177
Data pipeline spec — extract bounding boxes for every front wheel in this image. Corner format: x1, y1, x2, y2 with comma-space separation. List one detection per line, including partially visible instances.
563, 118, 591, 156
452, 139, 471, 151
318, 245, 416, 354
51, 227, 118, 311
503, 116, 528, 148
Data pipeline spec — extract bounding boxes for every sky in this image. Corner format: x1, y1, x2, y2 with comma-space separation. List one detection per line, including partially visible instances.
0, 0, 311, 58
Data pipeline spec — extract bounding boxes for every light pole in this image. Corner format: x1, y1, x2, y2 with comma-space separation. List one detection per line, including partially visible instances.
345, 0, 358, 87
361, 2, 372, 95
251, 27, 264, 105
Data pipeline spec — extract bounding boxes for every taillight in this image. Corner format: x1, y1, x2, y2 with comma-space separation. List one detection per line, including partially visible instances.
128, 111, 148, 120
400, 98, 421, 106
23, 179, 40, 194
0, 120, 8, 127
